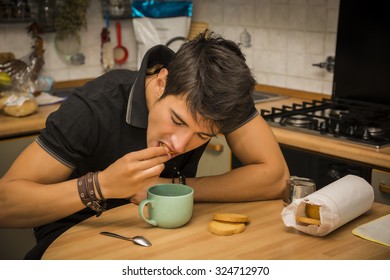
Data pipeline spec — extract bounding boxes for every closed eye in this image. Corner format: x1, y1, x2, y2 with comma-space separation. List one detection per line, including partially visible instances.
171, 116, 185, 126
197, 133, 211, 141
170, 109, 217, 140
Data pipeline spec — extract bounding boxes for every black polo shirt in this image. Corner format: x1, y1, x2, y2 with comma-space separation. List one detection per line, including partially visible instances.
27, 45, 207, 259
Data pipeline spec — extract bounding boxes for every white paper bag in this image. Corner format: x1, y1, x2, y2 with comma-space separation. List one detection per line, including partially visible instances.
132, 0, 192, 68
281, 175, 374, 236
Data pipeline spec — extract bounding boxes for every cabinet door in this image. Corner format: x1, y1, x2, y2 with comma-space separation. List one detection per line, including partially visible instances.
196, 136, 231, 177
0, 134, 37, 259
371, 169, 390, 205
0, 135, 37, 177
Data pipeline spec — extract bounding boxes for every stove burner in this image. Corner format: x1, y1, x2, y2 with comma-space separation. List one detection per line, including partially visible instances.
365, 127, 386, 139
260, 98, 390, 149
281, 115, 316, 129
328, 108, 349, 118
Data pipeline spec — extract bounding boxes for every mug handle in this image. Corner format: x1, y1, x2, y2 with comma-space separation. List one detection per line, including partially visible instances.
138, 199, 157, 226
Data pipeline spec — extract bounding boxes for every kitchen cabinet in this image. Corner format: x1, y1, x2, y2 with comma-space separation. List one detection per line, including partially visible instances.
371, 169, 390, 205
0, 134, 36, 177
100, 0, 132, 20
0, 228, 35, 260
0, 0, 35, 24
196, 136, 231, 177
0, 134, 37, 260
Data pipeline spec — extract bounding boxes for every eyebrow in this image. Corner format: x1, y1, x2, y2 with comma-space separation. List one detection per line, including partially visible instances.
171, 109, 217, 138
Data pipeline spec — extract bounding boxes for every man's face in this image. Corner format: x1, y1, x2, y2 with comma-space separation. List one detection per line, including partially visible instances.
147, 95, 216, 157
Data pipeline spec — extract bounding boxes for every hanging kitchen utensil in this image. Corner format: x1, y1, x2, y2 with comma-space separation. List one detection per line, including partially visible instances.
113, 21, 128, 65
101, 14, 114, 71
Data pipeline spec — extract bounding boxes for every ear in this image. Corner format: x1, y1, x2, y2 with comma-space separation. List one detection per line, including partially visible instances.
155, 68, 168, 98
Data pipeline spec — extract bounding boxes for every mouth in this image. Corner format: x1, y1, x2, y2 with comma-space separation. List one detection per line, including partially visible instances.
159, 142, 175, 155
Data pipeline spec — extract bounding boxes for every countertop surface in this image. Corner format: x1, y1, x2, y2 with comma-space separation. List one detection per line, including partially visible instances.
0, 103, 60, 138
42, 199, 390, 260
0, 83, 389, 169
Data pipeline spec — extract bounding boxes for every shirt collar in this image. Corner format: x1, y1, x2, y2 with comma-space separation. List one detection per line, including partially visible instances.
126, 45, 175, 128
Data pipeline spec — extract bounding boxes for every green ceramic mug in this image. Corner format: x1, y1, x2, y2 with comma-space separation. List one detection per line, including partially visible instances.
138, 184, 194, 229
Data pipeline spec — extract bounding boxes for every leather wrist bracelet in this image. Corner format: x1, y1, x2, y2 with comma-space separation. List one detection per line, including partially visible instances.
92, 171, 107, 217
93, 171, 105, 201
77, 176, 90, 207
77, 173, 106, 217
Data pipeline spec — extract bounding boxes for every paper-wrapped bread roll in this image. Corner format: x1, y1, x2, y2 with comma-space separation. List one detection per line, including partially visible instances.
1, 91, 38, 117
281, 175, 374, 236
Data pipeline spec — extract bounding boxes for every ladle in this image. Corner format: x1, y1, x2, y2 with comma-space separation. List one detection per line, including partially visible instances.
100, 231, 152, 247
113, 21, 128, 64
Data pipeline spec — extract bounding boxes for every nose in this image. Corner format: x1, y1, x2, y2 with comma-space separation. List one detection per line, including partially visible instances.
171, 130, 194, 154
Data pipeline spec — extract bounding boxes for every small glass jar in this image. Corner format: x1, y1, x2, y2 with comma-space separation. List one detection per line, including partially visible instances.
283, 176, 316, 206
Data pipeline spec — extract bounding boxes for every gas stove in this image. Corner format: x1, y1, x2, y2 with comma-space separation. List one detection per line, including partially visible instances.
260, 98, 390, 149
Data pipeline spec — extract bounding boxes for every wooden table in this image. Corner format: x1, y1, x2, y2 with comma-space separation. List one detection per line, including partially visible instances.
42, 200, 390, 260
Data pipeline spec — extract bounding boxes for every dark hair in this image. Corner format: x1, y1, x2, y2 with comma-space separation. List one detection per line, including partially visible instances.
162, 30, 256, 134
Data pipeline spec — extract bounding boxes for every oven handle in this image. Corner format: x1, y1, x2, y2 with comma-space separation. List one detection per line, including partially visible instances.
379, 183, 390, 194
206, 143, 224, 153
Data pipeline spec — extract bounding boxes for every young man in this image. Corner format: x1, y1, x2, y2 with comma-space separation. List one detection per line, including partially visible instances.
0, 31, 289, 259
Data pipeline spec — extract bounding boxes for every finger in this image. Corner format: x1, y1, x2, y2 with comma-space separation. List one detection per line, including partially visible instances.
129, 195, 139, 204
140, 163, 166, 178
130, 198, 139, 205
137, 154, 171, 171
133, 146, 171, 161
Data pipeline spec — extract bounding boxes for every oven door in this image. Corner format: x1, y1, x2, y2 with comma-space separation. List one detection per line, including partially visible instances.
279, 145, 372, 189
232, 145, 390, 204
371, 169, 390, 205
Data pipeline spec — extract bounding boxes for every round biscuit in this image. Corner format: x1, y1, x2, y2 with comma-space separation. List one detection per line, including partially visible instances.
305, 204, 321, 220
212, 213, 250, 223
208, 220, 246, 236
296, 216, 321, 226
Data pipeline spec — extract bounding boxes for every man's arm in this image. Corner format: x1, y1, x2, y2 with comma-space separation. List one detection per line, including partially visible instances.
189, 115, 289, 202
0, 141, 172, 228
0, 142, 80, 228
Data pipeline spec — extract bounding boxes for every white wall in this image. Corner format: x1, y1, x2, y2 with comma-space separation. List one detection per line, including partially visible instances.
0, 0, 339, 95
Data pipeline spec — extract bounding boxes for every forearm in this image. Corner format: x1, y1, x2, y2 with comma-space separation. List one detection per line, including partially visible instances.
189, 162, 289, 202
0, 178, 83, 228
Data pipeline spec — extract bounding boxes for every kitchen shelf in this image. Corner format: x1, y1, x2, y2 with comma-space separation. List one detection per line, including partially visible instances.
100, 0, 132, 20
0, 0, 36, 23
0, 17, 34, 24
0, 0, 56, 33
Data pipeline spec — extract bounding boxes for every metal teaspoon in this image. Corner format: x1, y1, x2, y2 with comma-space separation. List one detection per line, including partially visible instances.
100, 231, 152, 247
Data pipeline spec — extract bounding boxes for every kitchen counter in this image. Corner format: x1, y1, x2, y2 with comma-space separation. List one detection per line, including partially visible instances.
254, 97, 390, 170
42, 199, 390, 260
0, 82, 389, 170
0, 103, 60, 139
0, 79, 87, 139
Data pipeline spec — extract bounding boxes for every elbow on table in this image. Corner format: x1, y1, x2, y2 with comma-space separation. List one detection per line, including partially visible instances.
264, 163, 290, 200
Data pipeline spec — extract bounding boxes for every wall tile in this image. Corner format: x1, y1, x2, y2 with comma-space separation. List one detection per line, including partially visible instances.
207, 0, 225, 25
1, 0, 339, 95
287, 54, 306, 76
287, 31, 306, 54
289, 4, 307, 30
267, 73, 287, 88
327, 7, 339, 32
269, 4, 289, 29
254, 1, 272, 28
269, 30, 288, 52
305, 32, 325, 55
240, 0, 256, 26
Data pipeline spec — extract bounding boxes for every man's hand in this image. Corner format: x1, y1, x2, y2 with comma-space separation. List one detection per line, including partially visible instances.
97, 146, 171, 199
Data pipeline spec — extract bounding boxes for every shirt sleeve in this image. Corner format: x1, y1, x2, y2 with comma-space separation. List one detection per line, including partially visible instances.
223, 104, 259, 135
36, 92, 100, 169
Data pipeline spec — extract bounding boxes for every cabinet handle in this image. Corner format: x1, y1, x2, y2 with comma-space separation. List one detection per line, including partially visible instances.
379, 183, 390, 194
206, 143, 224, 153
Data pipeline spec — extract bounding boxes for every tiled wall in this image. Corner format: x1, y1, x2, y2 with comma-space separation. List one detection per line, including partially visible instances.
0, 0, 339, 95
